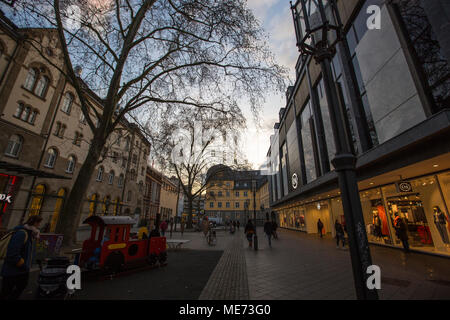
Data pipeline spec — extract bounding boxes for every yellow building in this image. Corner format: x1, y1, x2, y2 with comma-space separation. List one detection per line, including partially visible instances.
204, 165, 268, 225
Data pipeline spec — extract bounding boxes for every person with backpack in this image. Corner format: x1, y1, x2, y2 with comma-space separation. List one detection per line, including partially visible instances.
1, 215, 43, 300
244, 219, 255, 248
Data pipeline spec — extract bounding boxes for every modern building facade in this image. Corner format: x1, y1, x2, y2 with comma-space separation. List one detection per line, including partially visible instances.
204, 165, 268, 225
0, 13, 150, 234
267, 0, 450, 256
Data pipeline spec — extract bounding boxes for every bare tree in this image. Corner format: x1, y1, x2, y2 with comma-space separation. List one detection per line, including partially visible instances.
144, 105, 248, 228
6, 0, 287, 245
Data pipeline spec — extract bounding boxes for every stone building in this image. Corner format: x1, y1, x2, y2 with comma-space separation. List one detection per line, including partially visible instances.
0, 13, 150, 235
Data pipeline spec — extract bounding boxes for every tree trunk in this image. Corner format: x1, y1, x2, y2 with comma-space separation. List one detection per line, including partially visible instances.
56, 136, 104, 246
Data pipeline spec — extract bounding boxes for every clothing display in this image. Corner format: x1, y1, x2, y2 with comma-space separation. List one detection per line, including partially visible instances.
377, 205, 389, 236
434, 206, 449, 244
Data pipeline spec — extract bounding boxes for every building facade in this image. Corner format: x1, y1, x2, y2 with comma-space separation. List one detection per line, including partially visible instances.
267, 0, 450, 256
160, 175, 179, 221
204, 165, 267, 225
0, 14, 150, 234
144, 166, 162, 227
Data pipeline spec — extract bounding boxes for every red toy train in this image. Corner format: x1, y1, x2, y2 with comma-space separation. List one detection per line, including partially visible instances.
78, 216, 167, 273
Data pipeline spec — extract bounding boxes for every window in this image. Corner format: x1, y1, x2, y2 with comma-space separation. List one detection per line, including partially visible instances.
141, 167, 145, 176
4, 134, 22, 157
73, 131, 83, 146
44, 148, 57, 168
226, 202, 230, 208
28, 110, 38, 124
235, 191, 239, 197
14, 103, 24, 118
96, 166, 104, 181
210, 202, 214, 208
125, 137, 130, 151
127, 190, 132, 202
218, 202, 222, 208
226, 191, 230, 197
54, 123, 66, 138
235, 202, 240, 208
122, 157, 127, 168
118, 174, 124, 187
21, 106, 31, 121
34, 76, 49, 97
244, 191, 248, 197
66, 155, 76, 173
24, 68, 37, 91
132, 154, 137, 164
138, 181, 143, 192
79, 110, 86, 124
108, 171, 115, 184
218, 191, 223, 197
130, 169, 136, 181
61, 92, 73, 114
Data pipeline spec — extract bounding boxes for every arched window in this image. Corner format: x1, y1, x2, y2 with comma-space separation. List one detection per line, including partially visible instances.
108, 170, 115, 184
96, 166, 104, 181
21, 106, 31, 121
28, 109, 38, 125
130, 169, 136, 181
66, 155, 76, 173
24, 68, 37, 91
14, 102, 24, 118
61, 92, 74, 114
5, 134, 23, 157
34, 75, 49, 97
44, 148, 58, 168
118, 174, 124, 187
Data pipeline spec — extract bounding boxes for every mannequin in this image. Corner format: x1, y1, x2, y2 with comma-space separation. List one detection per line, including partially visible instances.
433, 206, 449, 244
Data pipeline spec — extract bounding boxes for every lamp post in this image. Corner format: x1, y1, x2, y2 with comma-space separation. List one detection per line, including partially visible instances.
291, 0, 378, 300
252, 179, 258, 251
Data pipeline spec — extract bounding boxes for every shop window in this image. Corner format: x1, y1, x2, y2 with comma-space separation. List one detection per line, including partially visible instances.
29, 184, 45, 216
44, 148, 58, 168
4, 134, 23, 158
89, 193, 98, 217
50, 188, 65, 232
61, 92, 74, 114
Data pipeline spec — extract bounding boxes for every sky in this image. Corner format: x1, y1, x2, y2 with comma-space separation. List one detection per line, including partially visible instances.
241, 0, 298, 169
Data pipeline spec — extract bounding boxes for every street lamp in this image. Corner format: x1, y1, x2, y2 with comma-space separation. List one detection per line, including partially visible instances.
291, 0, 378, 300
252, 179, 258, 251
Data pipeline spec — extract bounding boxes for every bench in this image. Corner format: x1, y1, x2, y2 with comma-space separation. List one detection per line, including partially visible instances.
166, 239, 191, 250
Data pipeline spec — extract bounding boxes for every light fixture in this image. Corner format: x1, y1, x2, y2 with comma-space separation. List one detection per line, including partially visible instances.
433, 164, 439, 168
370, 182, 374, 185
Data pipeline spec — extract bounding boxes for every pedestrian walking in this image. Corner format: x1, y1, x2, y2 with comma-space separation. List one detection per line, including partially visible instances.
1, 215, 42, 300
393, 213, 410, 252
160, 220, 168, 236
244, 219, 255, 248
271, 220, 278, 239
264, 219, 273, 248
334, 219, 346, 249
317, 219, 324, 238
236, 221, 240, 231
180, 219, 185, 237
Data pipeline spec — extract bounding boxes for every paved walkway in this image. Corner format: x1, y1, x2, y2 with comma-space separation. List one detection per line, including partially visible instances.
199, 227, 450, 300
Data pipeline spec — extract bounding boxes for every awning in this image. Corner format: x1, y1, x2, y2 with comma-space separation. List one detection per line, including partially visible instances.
0, 161, 71, 179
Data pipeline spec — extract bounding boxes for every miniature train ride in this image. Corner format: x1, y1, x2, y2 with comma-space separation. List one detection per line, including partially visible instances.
78, 215, 167, 273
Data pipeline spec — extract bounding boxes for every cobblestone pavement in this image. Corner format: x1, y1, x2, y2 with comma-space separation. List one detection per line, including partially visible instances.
244, 228, 450, 300
198, 232, 249, 300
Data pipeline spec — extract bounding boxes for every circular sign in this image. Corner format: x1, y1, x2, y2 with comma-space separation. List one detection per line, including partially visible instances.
292, 173, 298, 190
398, 182, 412, 192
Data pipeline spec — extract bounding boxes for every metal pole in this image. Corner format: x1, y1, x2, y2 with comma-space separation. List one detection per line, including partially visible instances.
319, 54, 378, 300
253, 180, 258, 250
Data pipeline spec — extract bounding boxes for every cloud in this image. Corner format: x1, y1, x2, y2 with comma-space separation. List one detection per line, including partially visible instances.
246, 0, 279, 21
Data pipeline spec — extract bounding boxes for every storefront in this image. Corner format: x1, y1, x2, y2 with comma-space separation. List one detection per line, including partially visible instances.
0, 172, 21, 228
276, 168, 450, 257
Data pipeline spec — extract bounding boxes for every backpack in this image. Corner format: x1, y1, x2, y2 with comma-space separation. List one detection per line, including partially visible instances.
0, 229, 28, 260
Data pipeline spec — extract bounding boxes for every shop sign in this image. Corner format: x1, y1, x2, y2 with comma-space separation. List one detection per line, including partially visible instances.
0, 194, 12, 203
292, 173, 298, 190
396, 181, 412, 193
